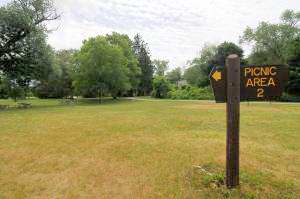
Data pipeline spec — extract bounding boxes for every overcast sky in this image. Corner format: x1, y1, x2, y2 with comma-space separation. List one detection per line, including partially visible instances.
1, 0, 300, 68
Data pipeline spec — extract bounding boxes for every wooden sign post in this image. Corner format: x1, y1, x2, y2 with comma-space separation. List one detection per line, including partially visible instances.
209, 54, 289, 189
226, 54, 240, 188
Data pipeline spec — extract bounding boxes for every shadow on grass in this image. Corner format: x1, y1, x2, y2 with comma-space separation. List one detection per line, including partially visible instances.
0, 98, 132, 112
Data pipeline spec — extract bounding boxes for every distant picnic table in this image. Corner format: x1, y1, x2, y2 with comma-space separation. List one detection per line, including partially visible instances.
0, 104, 9, 110
17, 103, 32, 109
60, 99, 74, 104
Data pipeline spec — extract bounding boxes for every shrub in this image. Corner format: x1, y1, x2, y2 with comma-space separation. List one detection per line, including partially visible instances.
280, 93, 300, 102
167, 86, 214, 100
151, 76, 172, 98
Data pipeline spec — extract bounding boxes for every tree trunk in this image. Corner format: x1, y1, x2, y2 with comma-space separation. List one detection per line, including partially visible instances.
98, 89, 102, 104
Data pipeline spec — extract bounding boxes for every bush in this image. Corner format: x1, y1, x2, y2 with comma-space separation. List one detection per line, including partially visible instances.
167, 86, 214, 100
0, 78, 9, 99
151, 76, 172, 98
280, 93, 300, 102
9, 85, 25, 101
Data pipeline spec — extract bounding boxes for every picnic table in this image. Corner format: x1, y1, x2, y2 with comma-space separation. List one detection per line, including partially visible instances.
0, 105, 9, 110
17, 103, 32, 109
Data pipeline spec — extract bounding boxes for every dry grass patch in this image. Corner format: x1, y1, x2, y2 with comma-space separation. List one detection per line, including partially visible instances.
0, 99, 299, 198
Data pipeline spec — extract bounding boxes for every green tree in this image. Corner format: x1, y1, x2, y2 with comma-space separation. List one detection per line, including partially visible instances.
133, 34, 154, 95
151, 76, 171, 98
184, 42, 243, 87
0, 76, 9, 99
0, 0, 59, 99
106, 32, 141, 96
214, 42, 244, 66
183, 65, 202, 87
240, 9, 299, 64
286, 36, 300, 95
184, 44, 217, 87
241, 9, 300, 95
0, 0, 59, 76
74, 36, 130, 101
166, 67, 182, 85
153, 59, 169, 76
34, 49, 76, 98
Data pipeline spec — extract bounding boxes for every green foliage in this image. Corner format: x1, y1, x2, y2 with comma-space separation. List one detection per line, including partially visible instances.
34, 73, 63, 99
8, 82, 25, 101
240, 9, 300, 64
0, 76, 9, 99
0, 75, 28, 101
202, 173, 225, 187
168, 86, 213, 100
106, 32, 141, 95
74, 35, 130, 99
184, 42, 243, 88
281, 9, 300, 26
214, 41, 244, 66
184, 44, 217, 87
280, 93, 300, 102
34, 49, 76, 98
166, 67, 182, 85
0, 0, 59, 76
153, 59, 169, 76
241, 9, 300, 95
183, 65, 203, 87
0, 0, 59, 99
56, 49, 76, 97
151, 76, 171, 98
286, 36, 300, 95
133, 34, 154, 95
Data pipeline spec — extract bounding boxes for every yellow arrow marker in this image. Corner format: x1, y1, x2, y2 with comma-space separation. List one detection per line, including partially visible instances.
212, 71, 222, 81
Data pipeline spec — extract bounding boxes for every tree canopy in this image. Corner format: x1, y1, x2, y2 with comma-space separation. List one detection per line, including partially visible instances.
183, 42, 243, 87
74, 35, 131, 99
0, 0, 59, 99
240, 9, 300, 95
166, 67, 182, 85
133, 34, 154, 95
153, 59, 169, 76
240, 10, 300, 64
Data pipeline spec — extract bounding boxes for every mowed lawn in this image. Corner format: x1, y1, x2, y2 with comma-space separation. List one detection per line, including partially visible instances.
0, 99, 299, 198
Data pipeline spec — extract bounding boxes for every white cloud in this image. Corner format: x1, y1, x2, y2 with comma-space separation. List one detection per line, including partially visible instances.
44, 0, 300, 67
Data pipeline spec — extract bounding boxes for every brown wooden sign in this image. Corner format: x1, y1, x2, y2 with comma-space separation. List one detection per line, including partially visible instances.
210, 55, 289, 189
210, 65, 289, 103
210, 66, 226, 102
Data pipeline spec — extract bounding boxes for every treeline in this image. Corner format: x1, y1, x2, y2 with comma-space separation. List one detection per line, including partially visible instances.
151, 42, 244, 100
0, 0, 155, 100
0, 0, 299, 101
151, 9, 300, 100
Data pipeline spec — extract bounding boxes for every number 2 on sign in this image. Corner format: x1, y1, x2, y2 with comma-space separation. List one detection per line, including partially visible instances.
257, 88, 264, 98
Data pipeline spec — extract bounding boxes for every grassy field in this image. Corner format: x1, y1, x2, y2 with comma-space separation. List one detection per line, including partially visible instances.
0, 98, 299, 198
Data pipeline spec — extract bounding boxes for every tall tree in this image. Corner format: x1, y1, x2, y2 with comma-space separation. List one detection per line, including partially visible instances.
166, 67, 182, 85
184, 44, 217, 87
0, 0, 59, 76
0, 0, 59, 99
34, 49, 76, 98
214, 42, 244, 66
74, 36, 130, 100
286, 36, 300, 95
133, 34, 154, 95
240, 9, 299, 64
106, 32, 141, 96
153, 59, 169, 76
184, 42, 243, 87
240, 9, 300, 95
152, 76, 171, 99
